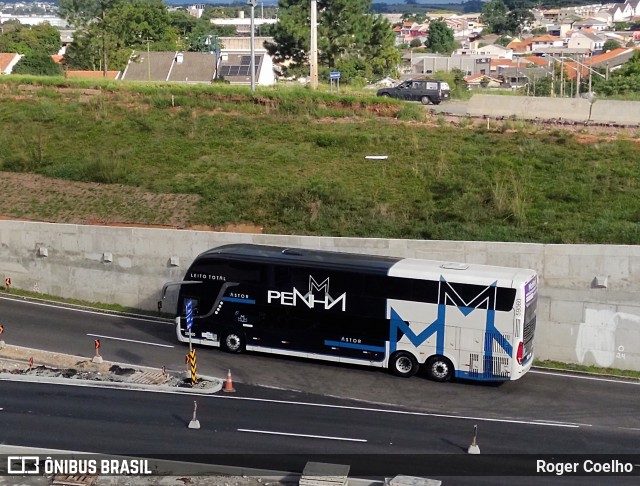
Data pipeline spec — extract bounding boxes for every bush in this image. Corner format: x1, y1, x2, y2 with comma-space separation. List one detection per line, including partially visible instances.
12, 52, 63, 77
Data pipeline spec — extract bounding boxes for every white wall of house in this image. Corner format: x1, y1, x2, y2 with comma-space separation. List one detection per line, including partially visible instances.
1, 54, 22, 74
568, 32, 604, 51
256, 49, 276, 86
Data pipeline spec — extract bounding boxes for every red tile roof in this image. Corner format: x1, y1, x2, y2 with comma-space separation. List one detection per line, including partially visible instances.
0, 53, 19, 72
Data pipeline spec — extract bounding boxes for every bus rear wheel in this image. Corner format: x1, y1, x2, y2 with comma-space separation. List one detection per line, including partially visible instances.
390, 351, 418, 378
425, 355, 454, 382
222, 331, 245, 353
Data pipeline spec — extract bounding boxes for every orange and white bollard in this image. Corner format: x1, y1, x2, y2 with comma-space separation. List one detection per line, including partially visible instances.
92, 339, 103, 364
0, 323, 4, 348
29, 356, 33, 371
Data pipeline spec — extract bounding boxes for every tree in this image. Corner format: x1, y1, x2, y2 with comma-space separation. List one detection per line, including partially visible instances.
603, 39, 621, 52
0, 23, 61, 56
506, 8, 534, 36
59, 0, 185, 72
410, 38, 422, 48
265, 0, 399, 80
12, 52, 63, 76
481, 0, 509, 35
425, 19, 456, 54
58, 0, 121, 75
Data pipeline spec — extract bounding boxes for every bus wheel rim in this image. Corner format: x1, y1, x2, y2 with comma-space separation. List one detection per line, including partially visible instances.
397, 356, 412, 373
226, 334, 240, 350
433, 361, 448, 378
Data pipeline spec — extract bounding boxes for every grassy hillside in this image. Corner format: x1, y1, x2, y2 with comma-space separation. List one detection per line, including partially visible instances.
0, 76, 639, 244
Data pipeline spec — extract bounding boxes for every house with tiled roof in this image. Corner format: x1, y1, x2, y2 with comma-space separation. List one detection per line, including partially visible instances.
568, 30, 605, 53
464, 73, 502, 88
0, 53, 21, 74
573, 18, 610, 31
506, 39, 528, 53
120, 49, 275, 86
587, 47, 639, 71
455, 43, 513, 60
121, 51, 217, 83
627, 0, 640, 16
529, 35, 564, 52
609, 2, 634, 21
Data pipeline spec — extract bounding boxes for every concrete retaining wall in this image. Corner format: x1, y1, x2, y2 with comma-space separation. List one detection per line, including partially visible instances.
590, 99, 640, 125
1, 221, 639, 372
467, 95, 640, 126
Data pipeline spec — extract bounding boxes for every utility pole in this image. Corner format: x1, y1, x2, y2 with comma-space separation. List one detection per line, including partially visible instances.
146, 38, 151, 81
310, 0, 318, 89
100, 0, 108, 78
248, 0, 256, 92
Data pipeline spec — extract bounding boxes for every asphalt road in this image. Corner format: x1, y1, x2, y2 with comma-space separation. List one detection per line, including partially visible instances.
1, 294, 639, 430
1, 380, 639, 485
2, 294, 640, 484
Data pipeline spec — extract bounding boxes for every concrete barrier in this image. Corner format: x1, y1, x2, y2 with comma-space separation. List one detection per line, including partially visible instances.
590, 99, 640, 126
467, 94, 640, 126
467, 95, 593, 122
1, 221, 639, 372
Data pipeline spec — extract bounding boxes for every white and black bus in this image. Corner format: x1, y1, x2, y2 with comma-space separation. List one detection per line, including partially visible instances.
164, 244, 538, 382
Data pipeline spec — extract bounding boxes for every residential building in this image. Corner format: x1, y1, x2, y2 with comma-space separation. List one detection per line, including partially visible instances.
464, 73, 502, 88
121, 51, 217, 83
409, 54, 491, 77
0, 53, 21, 74
573, 18, 610, 31
120, 49, 276, 86
568, 30, 606, 52
455, 42, 513, 60
608, 2, 634, 22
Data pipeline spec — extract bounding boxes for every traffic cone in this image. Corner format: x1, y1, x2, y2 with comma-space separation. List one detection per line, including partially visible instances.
223, 369, 236, 393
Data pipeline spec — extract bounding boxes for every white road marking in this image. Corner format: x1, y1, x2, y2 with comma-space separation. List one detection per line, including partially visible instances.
238, 428, 367, 442
533, 419, 592, 427
0, 376, 584, 429
618, 427, 640, 432
219, 396, 582, 428
87, 333, 173, 348
531, 369, 640, 385
0, 295, 172, 325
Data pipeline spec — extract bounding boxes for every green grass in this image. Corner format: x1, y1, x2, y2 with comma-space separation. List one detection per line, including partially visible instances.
535, 360, 640, 380
0, 77, 639, 243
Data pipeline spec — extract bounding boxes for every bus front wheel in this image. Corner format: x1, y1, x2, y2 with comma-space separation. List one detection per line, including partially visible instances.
425, 355, 454, 382
222, 330, 245, 353
389, 351, 418, 378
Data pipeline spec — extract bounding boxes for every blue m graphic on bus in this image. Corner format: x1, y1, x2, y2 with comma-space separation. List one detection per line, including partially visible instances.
389, 277, 513, 377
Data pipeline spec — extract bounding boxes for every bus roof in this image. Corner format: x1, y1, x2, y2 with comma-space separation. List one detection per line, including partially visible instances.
196, 244, 401, 275
389, 258, 536, 288
196, 244, 536, 287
